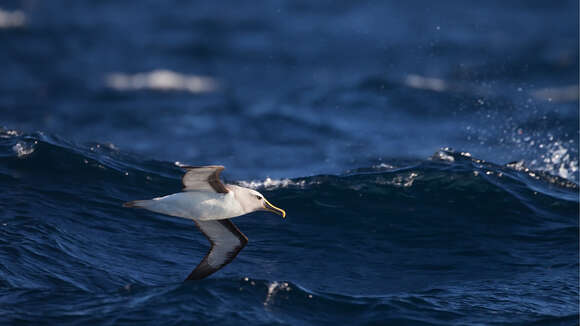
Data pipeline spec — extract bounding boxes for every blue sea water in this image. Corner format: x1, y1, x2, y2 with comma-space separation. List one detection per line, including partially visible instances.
0, 0, 578, 325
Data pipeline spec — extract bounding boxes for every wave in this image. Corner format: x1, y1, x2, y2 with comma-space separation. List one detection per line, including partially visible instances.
0, 129, 577, 206
0, 129, 576, 255
0, 129, 577, 325
1, 277, 577, 325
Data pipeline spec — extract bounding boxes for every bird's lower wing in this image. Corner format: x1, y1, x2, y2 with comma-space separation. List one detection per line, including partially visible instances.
186, 219, 248, 280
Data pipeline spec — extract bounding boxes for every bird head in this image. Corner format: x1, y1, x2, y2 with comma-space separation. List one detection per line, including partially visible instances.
237, 187, 286, 218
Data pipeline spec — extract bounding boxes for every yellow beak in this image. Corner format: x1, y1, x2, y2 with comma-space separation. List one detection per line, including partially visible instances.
263, 199, 286, 218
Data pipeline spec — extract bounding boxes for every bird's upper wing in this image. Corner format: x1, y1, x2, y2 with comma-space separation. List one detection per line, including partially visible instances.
186, 219, 248, 280
179, 165, 228, 193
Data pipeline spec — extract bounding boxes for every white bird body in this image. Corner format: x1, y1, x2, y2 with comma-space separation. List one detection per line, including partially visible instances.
135, 189, 243, 221
123, 165, 286, 280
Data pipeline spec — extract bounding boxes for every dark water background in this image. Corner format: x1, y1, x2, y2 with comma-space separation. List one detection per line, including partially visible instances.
0, 1, 578, 325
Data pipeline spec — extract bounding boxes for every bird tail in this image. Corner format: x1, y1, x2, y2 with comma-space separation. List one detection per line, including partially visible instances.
123, 200, 149, 208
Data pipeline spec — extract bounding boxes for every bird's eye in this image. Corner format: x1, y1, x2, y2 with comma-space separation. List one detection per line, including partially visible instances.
256, 195, 262, 200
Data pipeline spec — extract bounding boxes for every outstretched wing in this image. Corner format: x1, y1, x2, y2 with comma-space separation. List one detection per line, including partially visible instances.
186, 219, 248, 280
179, 165, 228, 193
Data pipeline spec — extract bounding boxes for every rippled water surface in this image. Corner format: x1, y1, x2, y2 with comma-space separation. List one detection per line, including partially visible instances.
0, 0, 578, 325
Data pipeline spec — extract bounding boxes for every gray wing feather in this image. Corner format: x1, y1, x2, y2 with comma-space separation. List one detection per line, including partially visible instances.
180, 165, 228, 193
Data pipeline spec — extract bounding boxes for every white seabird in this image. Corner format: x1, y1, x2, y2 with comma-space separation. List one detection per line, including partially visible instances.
123, 165, 286, 280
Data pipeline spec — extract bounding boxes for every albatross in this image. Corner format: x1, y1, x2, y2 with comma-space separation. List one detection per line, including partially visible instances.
123, 165, 286, 280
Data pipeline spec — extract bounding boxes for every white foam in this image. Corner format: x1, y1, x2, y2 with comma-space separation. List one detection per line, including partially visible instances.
404, 74, 447, 92
12, 142, 35, 158
373, 163, 396, 169
507, 141, 579, 182
0, 129, 20, 138
381, 172, 419, 188
431, 150, 455, 162
106, 69, 219, 93
264, 281, 291, 306
0, 9, 26, 28
238, 177, 309, 190
536, 142, 578, 180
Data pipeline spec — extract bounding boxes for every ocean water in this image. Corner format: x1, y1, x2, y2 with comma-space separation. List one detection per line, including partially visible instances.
0, 1, 578, 325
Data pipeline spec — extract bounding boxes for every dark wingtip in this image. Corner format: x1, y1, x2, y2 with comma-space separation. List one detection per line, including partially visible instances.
185, 265, 215, 281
